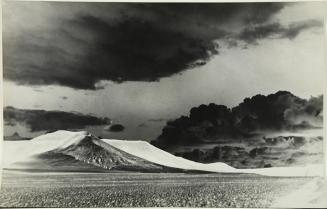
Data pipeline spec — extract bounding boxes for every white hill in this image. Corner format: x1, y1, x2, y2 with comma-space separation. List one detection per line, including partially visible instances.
2, 130, 324, 176
3, 131, 178, 172
104, 139, 236, 173
105, 139, 323, 176
2, 131, 88, 167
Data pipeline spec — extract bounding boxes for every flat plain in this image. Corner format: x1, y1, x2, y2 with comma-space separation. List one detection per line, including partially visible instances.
0, 170, 313, 208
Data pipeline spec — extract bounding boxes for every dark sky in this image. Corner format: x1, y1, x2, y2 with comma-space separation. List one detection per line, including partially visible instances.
2, 1, 326, 140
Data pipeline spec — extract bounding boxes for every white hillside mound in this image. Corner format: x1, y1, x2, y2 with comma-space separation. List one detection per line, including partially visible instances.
31, 130, 89, 149
2, 130, 324, 176
104, 139, 236, 173
104, 139, 324, 176
3, 130, 87, 166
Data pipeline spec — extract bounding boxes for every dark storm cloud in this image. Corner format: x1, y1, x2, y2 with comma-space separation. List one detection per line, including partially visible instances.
68, 15, 220, 85
174, 136, 323, 168
107, 124, 125, 132
3, 2, 294, 89
238, 19, 323, 44
3, 106, 111, 132
152, 91, 323, 148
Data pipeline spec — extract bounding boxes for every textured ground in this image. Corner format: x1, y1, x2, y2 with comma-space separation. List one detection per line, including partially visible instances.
0, 170, 313, 208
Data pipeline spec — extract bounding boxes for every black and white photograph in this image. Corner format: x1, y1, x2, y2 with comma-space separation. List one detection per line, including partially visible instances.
1, 1, 327, 208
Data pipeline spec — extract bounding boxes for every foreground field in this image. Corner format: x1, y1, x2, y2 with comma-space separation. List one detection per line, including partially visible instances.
0, 170, 313, 207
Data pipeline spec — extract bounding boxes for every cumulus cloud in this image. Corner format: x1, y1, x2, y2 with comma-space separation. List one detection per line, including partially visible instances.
174, 135, 323, 168
5, 2, 313, 90
3, 106, 111, 132
152, 91, 323, 148
233, 91, 323, 132
283, 95, 323, 127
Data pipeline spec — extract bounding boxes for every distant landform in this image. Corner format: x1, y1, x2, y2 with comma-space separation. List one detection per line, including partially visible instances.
2, 130, 323, 176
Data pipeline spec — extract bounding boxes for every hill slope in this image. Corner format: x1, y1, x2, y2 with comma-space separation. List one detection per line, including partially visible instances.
104, 139, 235, 173
2, 130, 324, 176
4, 131, 179, 172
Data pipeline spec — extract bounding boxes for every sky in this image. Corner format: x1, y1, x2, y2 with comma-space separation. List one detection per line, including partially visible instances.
2, 1, 327, 140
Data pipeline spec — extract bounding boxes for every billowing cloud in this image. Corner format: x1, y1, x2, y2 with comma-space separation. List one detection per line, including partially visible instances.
4, 106, 111, 132
174, 135, 323, 168
152, 91, 323, 148
5, 2, 314, 90
283, 95, 323, 127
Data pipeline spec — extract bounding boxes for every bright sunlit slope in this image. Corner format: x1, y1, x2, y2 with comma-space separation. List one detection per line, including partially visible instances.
2, 130, 324, 176
104, 139, 324, 176
2, 130, 88, 167
104, 139, 236, 173
3, 130, 179, 172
